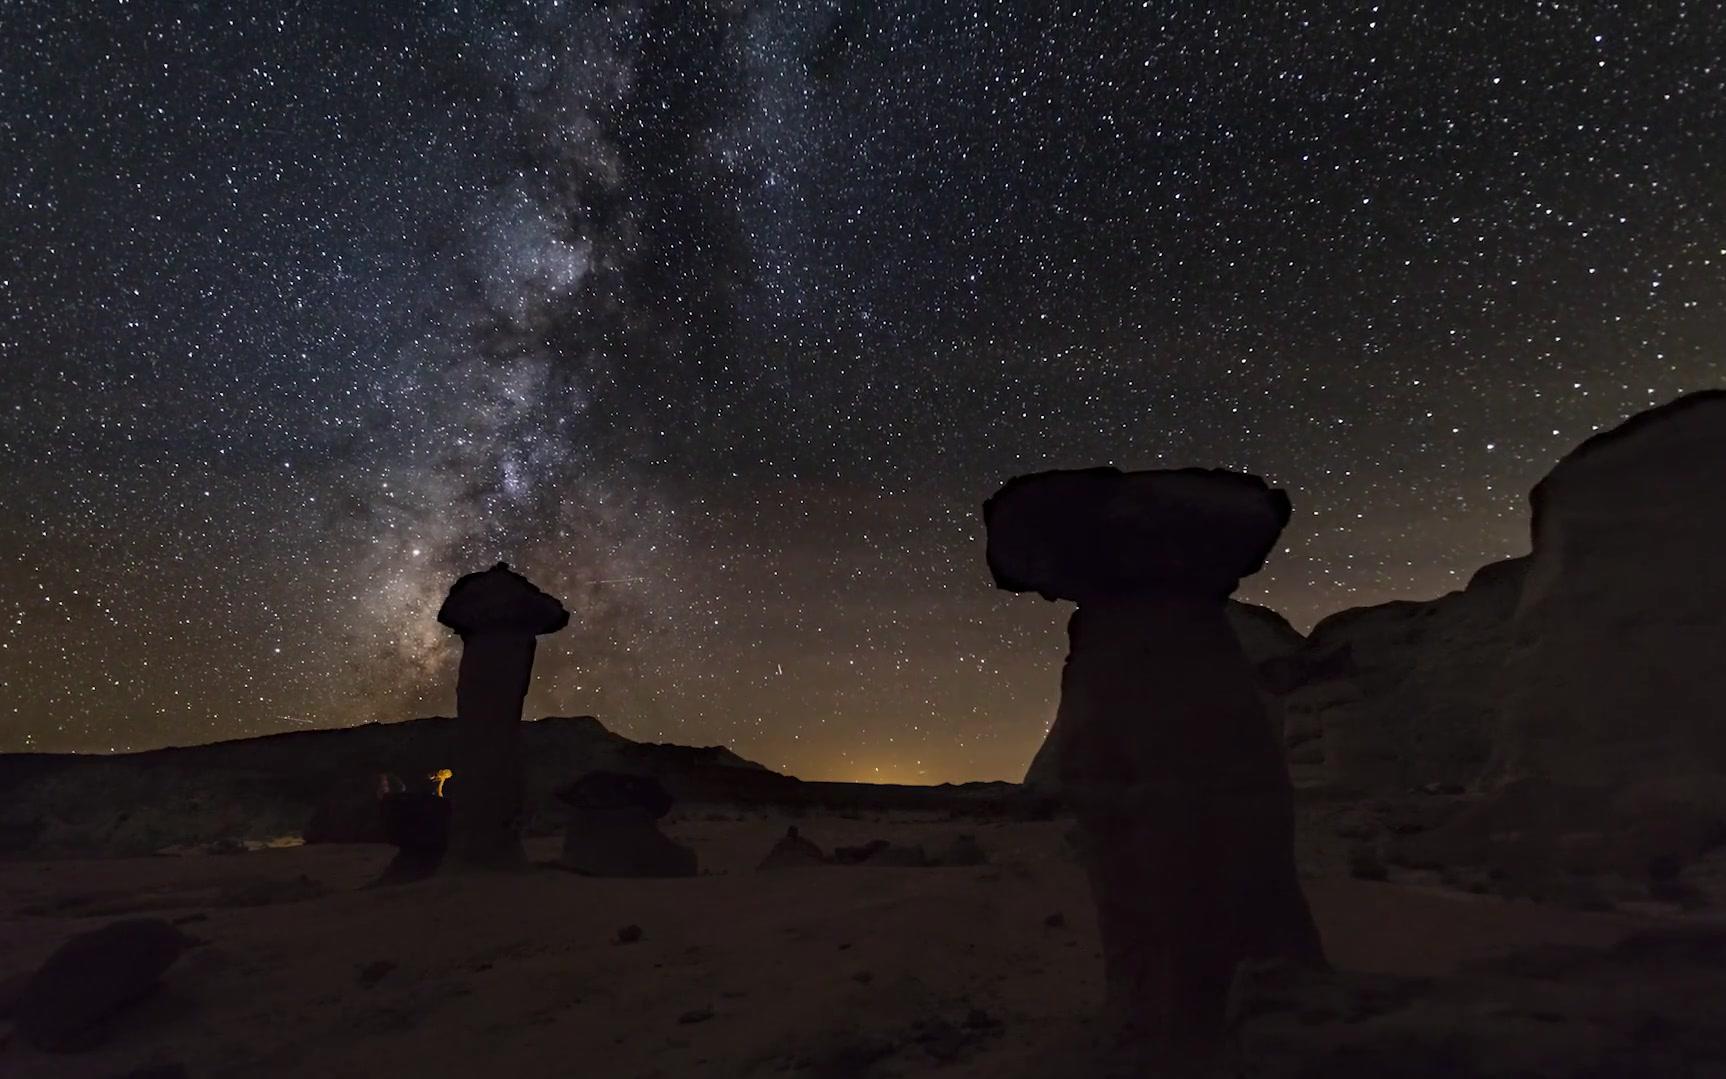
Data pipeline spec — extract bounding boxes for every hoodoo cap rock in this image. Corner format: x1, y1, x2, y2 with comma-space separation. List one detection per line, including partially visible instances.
436, 561, 570, 636
983, 467, 1290, 602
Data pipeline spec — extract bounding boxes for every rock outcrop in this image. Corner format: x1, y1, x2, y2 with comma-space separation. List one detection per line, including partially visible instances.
376, 783, 452, 883
437, 563, 570, 870
556, 771, 697, 878
1402, 390, 1726, 879
1274, 556, 1529, 793
984, 466, 1324, 1055
1491, 390, 1726, 792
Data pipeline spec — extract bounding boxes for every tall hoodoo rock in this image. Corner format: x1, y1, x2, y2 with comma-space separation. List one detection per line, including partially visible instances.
437, 562, 570, 869
984, 467, 1324, 1053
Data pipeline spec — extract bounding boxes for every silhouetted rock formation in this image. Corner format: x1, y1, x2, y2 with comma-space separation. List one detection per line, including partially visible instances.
376, 787, 451, 883
15, 918, 195, 1052
1493, 389, 1726, 792
757, 825, 828, 870
436, 563, 570, 870
985, 466, 1324, 1054
1023, 599, 1306, 792
556, 771, 697, 878
1403, 390, 1726, 882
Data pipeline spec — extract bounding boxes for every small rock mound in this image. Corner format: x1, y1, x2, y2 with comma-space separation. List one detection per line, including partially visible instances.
15, 918, 195, 1052
757, 825, 828, 870
555, 770, 676, 818
374, 788, 450, 883
556, 771, 696, 878
832, 839, 929, 866
937, 833, 988, 866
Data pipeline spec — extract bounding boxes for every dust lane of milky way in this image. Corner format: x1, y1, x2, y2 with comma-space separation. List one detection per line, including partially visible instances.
1, 3, 1722, 780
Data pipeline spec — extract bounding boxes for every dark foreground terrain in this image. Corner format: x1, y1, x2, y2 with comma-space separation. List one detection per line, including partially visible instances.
2, 808, 1724, 1078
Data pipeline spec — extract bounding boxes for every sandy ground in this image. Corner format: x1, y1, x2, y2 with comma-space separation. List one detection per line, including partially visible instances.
0, 812, 1672, 1079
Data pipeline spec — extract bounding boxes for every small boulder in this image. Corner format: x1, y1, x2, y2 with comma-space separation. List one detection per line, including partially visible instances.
833, 839, 890, 865
936, 833, 988, 866
375, 790, 451, 883
558, 771, 697, 878
356, 960, 396, 988
1347, 845, 1389, 882
833, 839, 928, 866
380, 790, 450, 853
556, 770, 677, 818
869, 844, 929, 867
15, 918, 195, 1052
757, 825, 828, 870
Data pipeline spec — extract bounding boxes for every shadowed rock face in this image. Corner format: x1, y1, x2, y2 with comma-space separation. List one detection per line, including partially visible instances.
1405, 390, 1726, 881
1269, 556, 1530, 794
985, 467, 1323, 1054
437, 563, 570, 870
1494, 389, 1726, 791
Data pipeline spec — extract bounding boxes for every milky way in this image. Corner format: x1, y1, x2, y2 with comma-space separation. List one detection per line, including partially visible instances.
3, 2, 1723, 782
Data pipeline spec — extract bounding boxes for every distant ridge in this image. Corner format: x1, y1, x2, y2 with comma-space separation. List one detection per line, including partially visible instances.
0, 715, 1031, 857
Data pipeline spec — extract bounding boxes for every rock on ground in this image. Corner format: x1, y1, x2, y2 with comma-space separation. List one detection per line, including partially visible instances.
14, 918, 195, 1052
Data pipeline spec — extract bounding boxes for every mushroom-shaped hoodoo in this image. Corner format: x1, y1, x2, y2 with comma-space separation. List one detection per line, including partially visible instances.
436, 562, 569, 871
984, 467, 1322, 1060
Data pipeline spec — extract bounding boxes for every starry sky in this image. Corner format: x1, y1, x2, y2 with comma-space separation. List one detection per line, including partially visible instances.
2, 1, 1723, 782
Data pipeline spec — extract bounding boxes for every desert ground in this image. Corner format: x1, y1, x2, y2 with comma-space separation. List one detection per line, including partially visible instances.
5, 808, 1719, 1079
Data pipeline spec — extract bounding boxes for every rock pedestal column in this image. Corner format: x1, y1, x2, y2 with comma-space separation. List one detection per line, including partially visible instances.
436, 562, 569, 870
984, 467, 1324, 1056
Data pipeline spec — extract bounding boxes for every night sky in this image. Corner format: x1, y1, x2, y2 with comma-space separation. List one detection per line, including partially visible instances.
3, 2, 1723, 782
